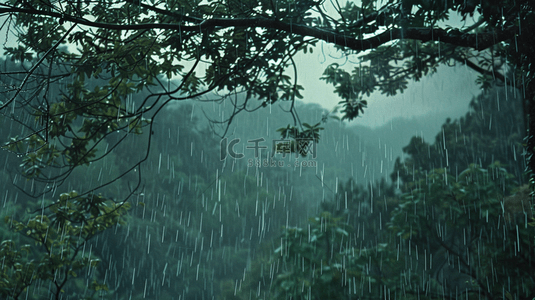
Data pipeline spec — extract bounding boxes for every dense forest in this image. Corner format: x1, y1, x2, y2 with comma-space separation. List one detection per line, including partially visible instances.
1, 72, 532, 299
1, 0, 534, 298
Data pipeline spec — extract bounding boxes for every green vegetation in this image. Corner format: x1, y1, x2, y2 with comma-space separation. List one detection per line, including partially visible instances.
1, 0, 534, 299
0, 192, 130, 299
0, 87, 533, 299
229, 85, 534, 300
392, 85, 526, 188
1, 0, 534, 193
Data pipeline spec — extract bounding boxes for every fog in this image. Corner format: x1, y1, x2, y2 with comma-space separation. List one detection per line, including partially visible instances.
0, 5, 531, 300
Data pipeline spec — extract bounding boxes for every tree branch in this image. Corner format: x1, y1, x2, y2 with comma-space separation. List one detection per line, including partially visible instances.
0, 7, 515, 52
0, 23, 75, 111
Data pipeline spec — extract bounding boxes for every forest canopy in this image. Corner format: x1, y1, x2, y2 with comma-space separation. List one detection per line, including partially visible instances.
0, 0, 534, 299
0, 0, 534, 194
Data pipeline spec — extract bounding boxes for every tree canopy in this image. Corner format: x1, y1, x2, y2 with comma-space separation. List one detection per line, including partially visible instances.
0, 0, 533, 194
252, 87, 534, 300
1, 1, 535, 298
392, 84, 526, 188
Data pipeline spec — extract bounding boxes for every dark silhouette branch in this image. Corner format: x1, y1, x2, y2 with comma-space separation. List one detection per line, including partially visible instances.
0, 7, 515, 53
0, 23, 75, 111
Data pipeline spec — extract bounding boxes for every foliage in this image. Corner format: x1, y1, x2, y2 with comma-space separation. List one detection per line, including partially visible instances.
267, 163, 534, 300
275, 122, 324, 156
64, 105, 311, 299
1, 0, 532, 197
392, 85, 526, 189
0, 0, 534, 299
320, 0, 532, 118
269, 212, 401, 300
389, 163, 535, 299
0, 191, 130, 299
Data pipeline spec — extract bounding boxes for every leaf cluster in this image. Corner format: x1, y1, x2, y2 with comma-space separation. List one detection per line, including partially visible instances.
388, 163, 534, 298
274, 122, 324, 156
0, 192, 130, 299
270, 212, 398, 299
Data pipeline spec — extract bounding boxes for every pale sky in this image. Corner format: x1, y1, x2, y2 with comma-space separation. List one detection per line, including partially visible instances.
293, 45, 481, 128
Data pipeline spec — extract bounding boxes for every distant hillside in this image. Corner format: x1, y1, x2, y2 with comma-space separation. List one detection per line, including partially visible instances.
349, 113, 453, 171
165, 97, 465, 198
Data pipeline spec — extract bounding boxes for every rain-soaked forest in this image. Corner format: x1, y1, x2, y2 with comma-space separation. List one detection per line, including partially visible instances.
1, 0, 534, 299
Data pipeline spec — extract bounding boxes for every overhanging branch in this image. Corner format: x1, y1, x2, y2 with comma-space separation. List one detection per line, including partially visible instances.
0, 6, 515, 52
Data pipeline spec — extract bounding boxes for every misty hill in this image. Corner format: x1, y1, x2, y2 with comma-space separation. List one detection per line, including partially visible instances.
193, 99, 423, 186
349, 113, 453, 169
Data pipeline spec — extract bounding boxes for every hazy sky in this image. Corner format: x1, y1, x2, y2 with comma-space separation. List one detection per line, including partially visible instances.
293, 43, 481, 129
